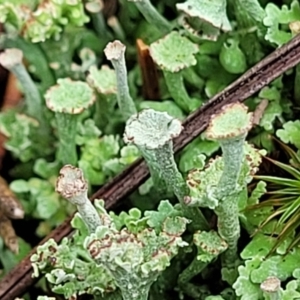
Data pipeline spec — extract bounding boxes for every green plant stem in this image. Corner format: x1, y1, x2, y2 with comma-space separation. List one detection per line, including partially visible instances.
130, 0, 172, 35
178, 256, 207, 285
163, 70, 191, 113
141, 143, 209, 230
94, 94, 116, 129
55, 113, 78, 166
215, 137, 245, 265
182, 67, 205, 91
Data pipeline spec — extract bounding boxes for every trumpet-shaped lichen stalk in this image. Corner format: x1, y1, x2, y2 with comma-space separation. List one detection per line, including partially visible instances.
104, 40, 137, 120
260, 277, 282, 300
56, 165, 101, 232
205, 103, 253, 265
0, 48, 44, 123
124, 108, 209, 230
128, 0, 172, 35
45, 78, 96, 165
150, 31, 202, 113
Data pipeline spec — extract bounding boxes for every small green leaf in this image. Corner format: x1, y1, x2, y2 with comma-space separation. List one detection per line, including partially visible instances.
9, 179, 30, 193
232, 257, 263, 300
34, 191, 60, 219
33, 159, 60, 179
259, 101, 283, 131
263, 1, 300, 46
276, 120, 300, 150
145, 200, 182, 232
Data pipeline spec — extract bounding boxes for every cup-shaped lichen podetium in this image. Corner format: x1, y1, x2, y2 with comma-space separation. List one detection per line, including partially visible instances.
124, 108, 209, 230
45, 78, 95, 165
205, 102, 253, 265
56, 165, 101, 233
149, 31, 200, 113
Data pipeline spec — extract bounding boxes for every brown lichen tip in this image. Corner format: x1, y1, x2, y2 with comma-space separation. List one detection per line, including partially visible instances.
56, 165, 88, 203
124, 109, 182, 150
104, 40, 126, 61
260, 276, 281, 293
45, 78, 96, 114
206, 102, 253, 141
0, 48, 23, 69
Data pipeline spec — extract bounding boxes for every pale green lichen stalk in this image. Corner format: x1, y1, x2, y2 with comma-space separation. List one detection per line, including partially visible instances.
124, 108, 209, 230
45, 78, 96, 165
0, 48, 43, 123
205, 103, 253, 265
56, 165, 101, 233
104, 41, 137, 120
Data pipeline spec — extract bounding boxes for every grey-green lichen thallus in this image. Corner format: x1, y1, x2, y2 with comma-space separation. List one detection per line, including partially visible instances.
206, 102, 253, 266
124, 108, 209, 230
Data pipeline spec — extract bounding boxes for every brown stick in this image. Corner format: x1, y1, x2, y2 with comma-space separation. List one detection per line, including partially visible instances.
136, 39, 160, 100
2, 33, 300, 300
253, 99, 269, 126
